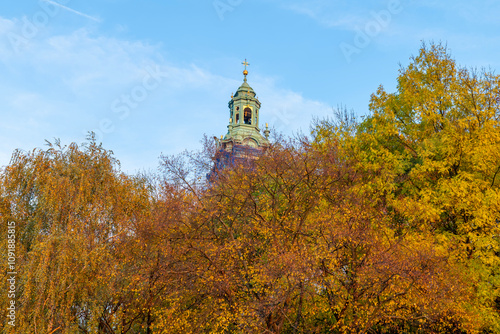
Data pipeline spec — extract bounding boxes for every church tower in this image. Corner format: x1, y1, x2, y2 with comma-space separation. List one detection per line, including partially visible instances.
219, 60, 270, 159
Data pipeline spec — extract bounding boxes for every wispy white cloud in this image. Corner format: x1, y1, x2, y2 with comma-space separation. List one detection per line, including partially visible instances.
280, 0, 399, 31
250, 75, 331, 135
280, 0, 500, 70
0, 26, 172, 171
413, 0, 500, 24
0, 17, 16, 33
284, 1, 367, 30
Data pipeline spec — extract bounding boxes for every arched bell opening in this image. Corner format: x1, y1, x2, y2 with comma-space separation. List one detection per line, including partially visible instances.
244, 107, 252, 125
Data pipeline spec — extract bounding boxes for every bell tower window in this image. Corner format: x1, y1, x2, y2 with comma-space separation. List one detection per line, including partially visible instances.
235, 113, 239, 124
244, 107, 252, 125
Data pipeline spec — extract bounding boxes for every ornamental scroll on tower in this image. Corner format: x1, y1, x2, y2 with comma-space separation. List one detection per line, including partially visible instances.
217, 59, 270, 161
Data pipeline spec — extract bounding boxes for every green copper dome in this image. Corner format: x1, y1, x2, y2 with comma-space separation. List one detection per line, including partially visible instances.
234, 81, 256, 98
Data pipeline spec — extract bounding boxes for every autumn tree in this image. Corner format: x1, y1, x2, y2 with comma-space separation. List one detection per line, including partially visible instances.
315, 42, 500, 331
156, 134, 475, 333
0, 137, 174, 333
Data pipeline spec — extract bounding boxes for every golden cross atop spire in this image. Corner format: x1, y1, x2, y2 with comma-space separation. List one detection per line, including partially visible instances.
242, 59, 249, 71
242, 59, 249, 80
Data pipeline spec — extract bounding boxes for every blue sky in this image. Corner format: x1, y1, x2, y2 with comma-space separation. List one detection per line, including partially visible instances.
1, 0, 499, 174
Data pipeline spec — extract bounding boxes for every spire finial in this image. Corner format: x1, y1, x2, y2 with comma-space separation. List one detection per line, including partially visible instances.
264, 123, 270, 139
242, 59, 249, 82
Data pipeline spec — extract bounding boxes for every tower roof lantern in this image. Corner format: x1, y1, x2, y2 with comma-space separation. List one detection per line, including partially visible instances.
220, 59, 269, 151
